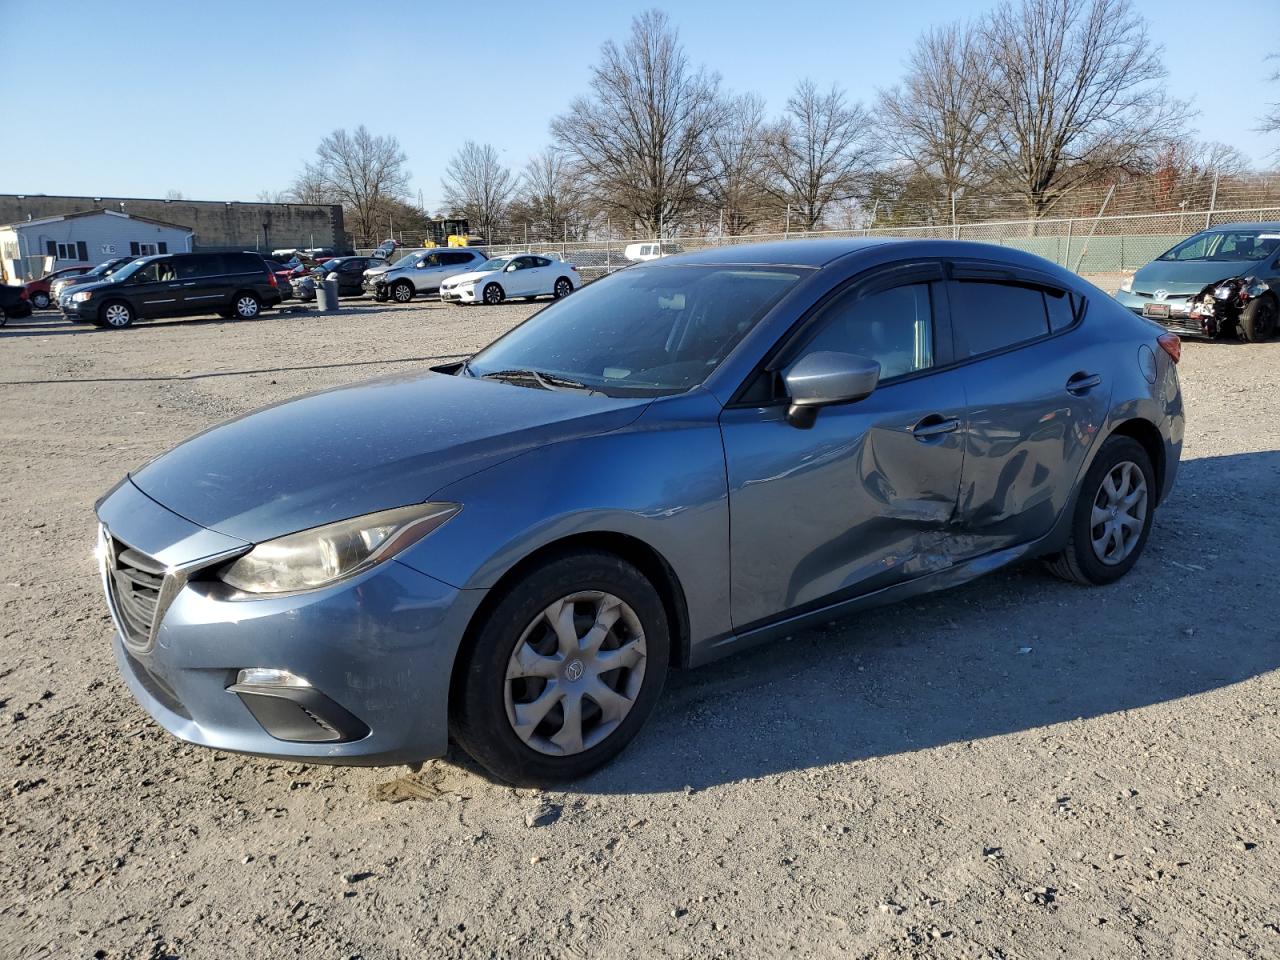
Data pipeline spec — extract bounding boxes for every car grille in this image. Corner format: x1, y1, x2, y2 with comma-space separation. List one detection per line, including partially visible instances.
104, 535, 166, 651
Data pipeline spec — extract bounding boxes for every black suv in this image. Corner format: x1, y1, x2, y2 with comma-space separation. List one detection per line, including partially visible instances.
62, 252, 283, 329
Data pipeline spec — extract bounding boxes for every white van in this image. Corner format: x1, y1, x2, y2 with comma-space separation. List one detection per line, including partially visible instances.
624, 240, 685, 262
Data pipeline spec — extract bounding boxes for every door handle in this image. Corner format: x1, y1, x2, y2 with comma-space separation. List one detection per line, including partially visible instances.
911, 414, 961, 440
1066, 372, 1102, 395
181, 282, 197, 286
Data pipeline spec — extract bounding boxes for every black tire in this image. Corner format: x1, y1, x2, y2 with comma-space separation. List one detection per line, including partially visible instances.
30, 291, 50, 310
451, 550, 670, 784
482, 282, 504, 306
553, 277, 573, 299
391, 280, 414, 303
1239, 296, 1277, 343
1044, 435, 1156, 586
232, 292, 262, 319
100, 300, 135, 329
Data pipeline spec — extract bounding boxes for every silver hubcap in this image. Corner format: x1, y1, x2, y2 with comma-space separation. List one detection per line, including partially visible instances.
105, 305, 129, 326
34, 294, 48, 306
236, 297, 258, 317
504, 591, 647, 757
1090, 460, 1147, 565
394, 284, 411, 301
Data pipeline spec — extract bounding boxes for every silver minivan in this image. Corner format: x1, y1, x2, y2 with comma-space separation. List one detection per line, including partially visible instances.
369, 247, 488, 302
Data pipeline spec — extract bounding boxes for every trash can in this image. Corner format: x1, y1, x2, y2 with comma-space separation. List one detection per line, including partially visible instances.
316, 277, 340, 312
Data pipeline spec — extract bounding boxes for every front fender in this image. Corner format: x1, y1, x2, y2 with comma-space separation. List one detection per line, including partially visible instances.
394, 389, 733, 644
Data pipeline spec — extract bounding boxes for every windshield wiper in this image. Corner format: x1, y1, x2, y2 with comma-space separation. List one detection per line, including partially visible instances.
479, 368, 604, 395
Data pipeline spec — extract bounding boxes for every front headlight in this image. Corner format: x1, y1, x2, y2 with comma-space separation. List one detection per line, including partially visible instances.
72, 290, 94, 303
219, 502, 459, 595
1118, 275, 1133, 294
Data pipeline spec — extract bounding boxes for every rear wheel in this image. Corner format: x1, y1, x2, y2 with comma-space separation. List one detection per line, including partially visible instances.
30, 291, 50, 310
233, 293, 262, 319
482, 282, 505, 306
451, 551, 670, 784
1045, 436, 1155, 585
553, 277, 573, 299
101, 300, 135, 329
392, 280, 414, 303
1239, 296, 1277, 343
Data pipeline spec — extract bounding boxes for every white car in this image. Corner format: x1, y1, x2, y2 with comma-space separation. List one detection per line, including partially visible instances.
439, 254, 578, 306
623, 240, 684, 262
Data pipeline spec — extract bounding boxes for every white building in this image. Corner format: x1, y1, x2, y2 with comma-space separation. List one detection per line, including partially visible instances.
0, 209, 194, 283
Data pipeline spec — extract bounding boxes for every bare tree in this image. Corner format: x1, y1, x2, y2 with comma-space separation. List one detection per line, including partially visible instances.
293, 126, 411, 240
164, 189, 185, 200
877, 23, 990, 203
551, 9, 723, 235
703, 93, 772, 234
510, 149, 586, 240
255, 189, 292, 204
1264, 54, 1280, 137
441, 141, 515, 241
764, 79, 878, 231
980, 0, 1189, 218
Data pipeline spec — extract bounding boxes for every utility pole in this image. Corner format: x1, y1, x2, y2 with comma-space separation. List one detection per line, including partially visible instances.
951, 191, 959, 240
1205, 171, 1219, 229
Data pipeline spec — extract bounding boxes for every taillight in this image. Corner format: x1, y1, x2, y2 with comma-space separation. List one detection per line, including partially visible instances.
1157, 332, 1180, 364
267, 270, 278, 288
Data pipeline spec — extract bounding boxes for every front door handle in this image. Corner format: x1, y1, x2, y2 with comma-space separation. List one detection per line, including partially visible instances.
911, 414, 961, 440
1066, 372, 1102, 395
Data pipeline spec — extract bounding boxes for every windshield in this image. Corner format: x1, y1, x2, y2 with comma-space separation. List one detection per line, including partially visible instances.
391, 251, 426, 268
107, 257, 157, 282
1158, 230, 1280, 262
466, 264, 804, 396
86, 260, 118, 276
472, 258, 512, 273
319, 258, 341, 270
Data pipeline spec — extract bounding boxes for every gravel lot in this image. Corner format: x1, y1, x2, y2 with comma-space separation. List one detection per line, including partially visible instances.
1, 289, 1278, 960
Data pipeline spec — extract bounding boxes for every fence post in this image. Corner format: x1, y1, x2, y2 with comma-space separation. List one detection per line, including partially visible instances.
563, 220, 568, 258
951, 192, 958, 241
606, 218, 612, 273
1063, 217, 1074, 268
1205, 171, 1219, 229
785, 203, 791, 238
1072, 183, 1116, 274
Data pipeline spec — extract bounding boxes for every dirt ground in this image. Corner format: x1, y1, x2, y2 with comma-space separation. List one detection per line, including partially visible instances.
1, 288, 1277, 960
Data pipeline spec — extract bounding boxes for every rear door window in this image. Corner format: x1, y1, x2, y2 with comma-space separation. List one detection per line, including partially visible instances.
178, 254, 223, 279
948, 280, 1052, 357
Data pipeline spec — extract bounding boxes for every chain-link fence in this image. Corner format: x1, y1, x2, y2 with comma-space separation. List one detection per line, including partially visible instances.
351, 171, 1280, 284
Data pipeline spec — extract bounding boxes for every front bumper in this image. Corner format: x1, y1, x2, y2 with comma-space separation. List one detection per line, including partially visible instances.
439, 286, 476, 303
97, 478, 483, 765
1113, 289, 1214, 338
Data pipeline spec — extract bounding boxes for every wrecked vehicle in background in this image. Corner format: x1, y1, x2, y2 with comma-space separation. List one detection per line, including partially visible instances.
1113, 224, 1280, 342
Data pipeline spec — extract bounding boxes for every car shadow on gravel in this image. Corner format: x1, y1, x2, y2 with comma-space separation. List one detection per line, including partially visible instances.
568, 450, 1280, 795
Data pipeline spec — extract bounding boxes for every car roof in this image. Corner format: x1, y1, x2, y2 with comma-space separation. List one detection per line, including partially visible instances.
1205, 222, 1280, 233
656, 237, 893, 267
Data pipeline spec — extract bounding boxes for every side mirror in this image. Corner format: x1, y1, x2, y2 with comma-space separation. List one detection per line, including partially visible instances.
505, 263, 519, 272
781, 351, 880, 428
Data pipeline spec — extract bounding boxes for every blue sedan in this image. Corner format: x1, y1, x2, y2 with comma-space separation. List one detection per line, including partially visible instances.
95, 238, 1184, 783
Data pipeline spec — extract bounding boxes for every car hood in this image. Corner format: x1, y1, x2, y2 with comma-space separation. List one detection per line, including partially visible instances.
1132, 258, 1266, 295
363, 264, 392, 278
442, 269, 497, 287
68, 277, 123, 296
129, 370, 651, 543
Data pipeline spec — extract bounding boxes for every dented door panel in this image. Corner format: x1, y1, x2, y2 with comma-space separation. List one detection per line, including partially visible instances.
720, 370, 967, 629
951, 337, 1111, 552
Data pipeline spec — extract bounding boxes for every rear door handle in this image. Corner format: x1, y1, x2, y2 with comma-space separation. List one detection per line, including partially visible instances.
911, 414, 961, 440
1066, 372, 1102, 395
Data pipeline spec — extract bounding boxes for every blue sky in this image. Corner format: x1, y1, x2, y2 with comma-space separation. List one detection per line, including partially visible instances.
2, 0, 1274, 208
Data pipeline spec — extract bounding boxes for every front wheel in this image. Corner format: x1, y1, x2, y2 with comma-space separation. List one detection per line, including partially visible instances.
1044, 436, 1155, 585
482, 282, 504, 306
233, 293, 262, 319
451, 551, 670, 784
391, 280, 414, 303
101, 300, 135, 329
553, 277, 573, 299
1239, 296, 1277, 343
30, 292, 50, 310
